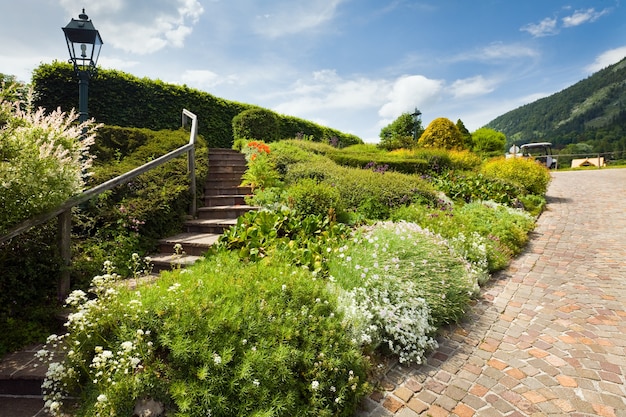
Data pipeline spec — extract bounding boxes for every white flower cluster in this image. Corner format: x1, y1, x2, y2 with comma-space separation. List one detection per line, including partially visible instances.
37, 260, 154, 417
448, 231, 489, 288
333, 222, 443, 364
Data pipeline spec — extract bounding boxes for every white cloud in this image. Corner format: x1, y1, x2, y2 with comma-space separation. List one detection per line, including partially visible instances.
562, 8, 609, 28
251, 0, 344, 38
521, 7, 611, 38
180, 69, 239, 89
378, 75, 444, 119
520, 17, 558, 37
450, 76, 497, 98
585, 47, 626, 73
273, 70, 388, 115
58, 0, 204, 54
480, 43, 538, 60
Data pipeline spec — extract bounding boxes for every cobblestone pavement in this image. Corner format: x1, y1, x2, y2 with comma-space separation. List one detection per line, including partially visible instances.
357, 169, 626, 417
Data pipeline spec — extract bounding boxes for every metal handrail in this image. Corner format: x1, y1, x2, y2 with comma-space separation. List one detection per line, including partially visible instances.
0, 109, 198, 299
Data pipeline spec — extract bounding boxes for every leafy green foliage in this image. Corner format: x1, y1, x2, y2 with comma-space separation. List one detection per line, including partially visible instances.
391, 201, 535, 272
32, 62, 362, 149
0, 224, 61, 356
72, 126, 208, 281
486, 57, 626, 157
471, 127, 506, 155
430, 171, 524, 206
286, 178, 344, 218
232, 107, 280, 142
328, 222, 478, 363
284, 158, 438, 220
418, 117, 465, 150
0, 96, 99, 234
456, 119, 473, 149
214, 207, 350, 274
239, 140, 280, 192
38, 253, 370, 417
481, 157, 551, 195
378, 112, 423, 150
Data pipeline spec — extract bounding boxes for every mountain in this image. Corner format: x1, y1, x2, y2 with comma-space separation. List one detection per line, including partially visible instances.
485, 57, 626, 154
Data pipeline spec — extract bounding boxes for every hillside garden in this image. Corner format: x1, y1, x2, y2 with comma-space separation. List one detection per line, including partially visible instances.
1, 78, 553, 416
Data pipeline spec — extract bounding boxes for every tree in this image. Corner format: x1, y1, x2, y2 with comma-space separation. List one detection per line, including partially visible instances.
378, 112, 423, 150
418, 117, 465, 150
471, 127, 506, 154
456, 119, 472, 149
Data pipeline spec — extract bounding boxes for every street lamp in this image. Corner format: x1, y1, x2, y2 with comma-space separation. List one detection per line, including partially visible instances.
410, 108, 422, 141
62, 9, 103, 123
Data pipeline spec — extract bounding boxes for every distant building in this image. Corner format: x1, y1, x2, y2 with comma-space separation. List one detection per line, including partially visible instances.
571, 157, 605, 168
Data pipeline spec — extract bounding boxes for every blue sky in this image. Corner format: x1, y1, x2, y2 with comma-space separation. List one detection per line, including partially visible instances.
2, 0, 625, 142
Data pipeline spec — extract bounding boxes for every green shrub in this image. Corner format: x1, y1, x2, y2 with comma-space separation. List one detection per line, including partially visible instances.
282, 157, 438, 220
481, 157, 551, 195
72, 127, 208, 281
33, 62, 362, 149
409, 148, 454, 173
518, 194, 547, 217
447, 149, 483, 171
268, 140, 329, 175
232, 107, 280, 142
0, 98, 99, 234
430, 171, 524, 206
286, 178, 344, 218
328, 221, 478, 363
38, 253, 370, 417
214, 207, 350, 274
0, 224, 62, 356
391, 201, 535, 273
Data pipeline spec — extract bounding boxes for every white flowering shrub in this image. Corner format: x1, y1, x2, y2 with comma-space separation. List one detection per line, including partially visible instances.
0, 93, 99, 233
38, 253, 370, 417
329, 221, 479, 364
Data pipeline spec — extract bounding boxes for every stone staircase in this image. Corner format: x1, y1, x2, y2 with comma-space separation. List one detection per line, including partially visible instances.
150, 148, 254, 271
0, 149, 254, 416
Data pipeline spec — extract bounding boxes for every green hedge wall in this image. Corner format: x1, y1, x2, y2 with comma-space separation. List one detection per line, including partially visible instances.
31, 62, 362, 148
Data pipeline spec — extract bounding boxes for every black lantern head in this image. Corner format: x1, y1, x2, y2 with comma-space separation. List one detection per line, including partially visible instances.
410, 108, 422, 122
62, 9, 103, 75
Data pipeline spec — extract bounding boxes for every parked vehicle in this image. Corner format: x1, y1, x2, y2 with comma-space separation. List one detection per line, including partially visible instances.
508, 142, 557, 169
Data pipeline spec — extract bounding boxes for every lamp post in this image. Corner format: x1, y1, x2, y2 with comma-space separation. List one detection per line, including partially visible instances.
57, 10, 102, 301
62, 9, 103, 123
410, 108, 422, 141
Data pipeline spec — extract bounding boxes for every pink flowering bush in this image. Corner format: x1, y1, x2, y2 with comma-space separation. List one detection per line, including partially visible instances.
0, 93, 99, 233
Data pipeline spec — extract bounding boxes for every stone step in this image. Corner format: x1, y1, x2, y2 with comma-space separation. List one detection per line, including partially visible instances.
197, 205, 256, 220
148, 253, 204, 272
204, 185, 251, 196
0, 346, 46, 397
158, 232, 221, 257
208, 164, 247, 174
204, 179, 244, 195
208, 148, 246, 159
0, 396, 48, 417
204, 194, 247, 207
184, 218, 237, 234
206, 172, 247, 181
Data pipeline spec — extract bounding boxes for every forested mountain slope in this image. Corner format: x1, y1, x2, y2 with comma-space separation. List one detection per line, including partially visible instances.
486, 57, 626, 154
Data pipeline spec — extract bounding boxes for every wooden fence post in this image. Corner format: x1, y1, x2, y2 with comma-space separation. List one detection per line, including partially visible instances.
58, 210, 71, 302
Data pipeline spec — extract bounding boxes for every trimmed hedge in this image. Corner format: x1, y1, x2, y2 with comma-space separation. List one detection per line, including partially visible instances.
31, 62, 361, 148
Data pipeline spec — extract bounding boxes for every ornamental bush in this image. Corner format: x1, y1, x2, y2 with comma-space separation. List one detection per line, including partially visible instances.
38, 253, 370, 417
418, 117, 465, 150
0, 96, 99, 234
328, 221, 478, 363
232, 108, 280, 142
481, 157, 551, 195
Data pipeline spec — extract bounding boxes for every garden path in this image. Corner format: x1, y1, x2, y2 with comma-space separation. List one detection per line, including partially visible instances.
358, 168, 626, 417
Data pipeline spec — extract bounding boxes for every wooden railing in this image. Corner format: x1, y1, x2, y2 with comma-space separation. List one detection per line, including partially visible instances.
0, 109, 198, 300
